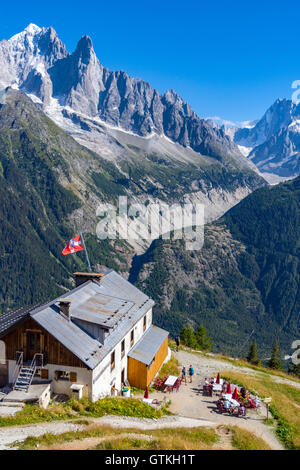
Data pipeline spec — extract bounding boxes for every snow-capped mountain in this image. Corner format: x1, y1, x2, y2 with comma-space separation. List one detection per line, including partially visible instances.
231, 98, 300, 178
234, 99, 295, 149
0, 24, 267, 231
0, 24, 245, 162
209, 98, 300, 179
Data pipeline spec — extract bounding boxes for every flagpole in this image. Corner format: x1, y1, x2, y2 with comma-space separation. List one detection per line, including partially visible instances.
80, 232, 92, 272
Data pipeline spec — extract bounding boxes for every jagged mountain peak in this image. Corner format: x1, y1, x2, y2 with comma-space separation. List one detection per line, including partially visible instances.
163, 89, 182, 102
0, 24, 250, 163
24, 23, 41, 33
7, 23, 43, 47
75, 35, 94, 56
11, 23, 42, 39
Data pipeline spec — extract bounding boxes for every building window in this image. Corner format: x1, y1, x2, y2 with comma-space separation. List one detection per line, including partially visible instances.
130, 330, 134, 347
41, 369, 49, 380
121, 339, 125, 358
143, 315, 147, 331
70, 372, 77, 383
55, 370, 70, 381
111, 351, 115, 370
54, 371, 77, 382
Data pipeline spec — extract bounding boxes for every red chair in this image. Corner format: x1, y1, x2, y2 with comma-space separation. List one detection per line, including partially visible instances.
217, 400, 227, 413
203, 384, 212, 396
173, 379, 181, 392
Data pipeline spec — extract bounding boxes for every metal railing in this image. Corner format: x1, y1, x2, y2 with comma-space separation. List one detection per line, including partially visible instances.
12, 351, 23, 389
32, 352, 43, 369
26, 353, 43, 390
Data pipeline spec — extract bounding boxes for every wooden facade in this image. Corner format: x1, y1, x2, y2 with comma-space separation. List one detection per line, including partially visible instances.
127, 336, 169, 389
0, 317, 86, 369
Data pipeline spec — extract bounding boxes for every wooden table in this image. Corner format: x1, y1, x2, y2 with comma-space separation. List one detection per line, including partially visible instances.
164, 375, 178, 387
212, 384, 222, 392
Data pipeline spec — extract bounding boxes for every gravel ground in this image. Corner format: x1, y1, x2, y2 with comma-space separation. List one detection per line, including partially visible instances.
93, 414, 215, 429
0, 421, 85, 450
0, 416, 215, 450
0, 349, 296, 450
0, 406, 23, 417
167, 349, 286, 450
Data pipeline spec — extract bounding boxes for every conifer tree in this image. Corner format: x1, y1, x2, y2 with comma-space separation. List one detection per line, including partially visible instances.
195, 324, 213, 351
268, 340, 282, 370
247, 339, 261, 365
180, 326, 198, 349
288, 362, 300, 378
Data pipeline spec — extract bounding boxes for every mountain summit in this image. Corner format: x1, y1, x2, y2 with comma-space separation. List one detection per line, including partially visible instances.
0, 24, 244, 161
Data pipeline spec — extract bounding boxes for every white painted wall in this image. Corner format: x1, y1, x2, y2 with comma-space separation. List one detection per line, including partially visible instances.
46, 364, 93, 398
7, 359, 93, 398
92, 307, 153, 400
6, 308, 154, 402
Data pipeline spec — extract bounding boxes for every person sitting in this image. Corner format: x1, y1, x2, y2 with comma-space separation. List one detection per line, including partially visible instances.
223, 399, 231, 411
254, 396, 260, 408
239, 405, 246, 417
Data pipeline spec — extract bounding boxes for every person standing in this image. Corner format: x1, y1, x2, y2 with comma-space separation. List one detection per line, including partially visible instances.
175, 335, 180, 352
181, 366, 187, 385
188, 365, 194, 383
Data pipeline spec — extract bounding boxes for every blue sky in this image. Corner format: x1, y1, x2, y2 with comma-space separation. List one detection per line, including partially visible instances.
1, 0, 300, 122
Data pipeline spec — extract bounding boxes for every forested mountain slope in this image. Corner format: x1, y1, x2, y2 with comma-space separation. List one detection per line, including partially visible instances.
132, 177, 300, 357
0, 88, 132, 312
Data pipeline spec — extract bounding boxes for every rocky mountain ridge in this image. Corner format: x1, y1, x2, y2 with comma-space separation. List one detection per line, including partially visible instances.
0, 24, 245, 161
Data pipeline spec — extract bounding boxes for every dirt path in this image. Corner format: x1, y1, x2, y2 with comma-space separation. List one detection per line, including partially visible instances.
44, 432, 153, 451
179, 350, 300, 388
160, 349, 285, 450
0, 421, 86, 450
92, 415, 215, 429
1, 350, 293, 450
0, 415, 215, 450
214, 426, 233, 450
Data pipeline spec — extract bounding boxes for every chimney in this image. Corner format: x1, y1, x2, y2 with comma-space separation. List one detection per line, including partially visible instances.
74, 272, 104, 287
59, 299, 72, 319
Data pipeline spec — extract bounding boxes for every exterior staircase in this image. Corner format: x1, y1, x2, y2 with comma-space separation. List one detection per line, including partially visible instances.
12, 353, 43, 393
14, 365, 36, 392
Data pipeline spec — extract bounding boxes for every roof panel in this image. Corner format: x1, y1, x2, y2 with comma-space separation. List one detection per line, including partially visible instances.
33, 306, 103, 369
2, 270, 156, 370
0, 303, 42, 336
128, 325, 169, 365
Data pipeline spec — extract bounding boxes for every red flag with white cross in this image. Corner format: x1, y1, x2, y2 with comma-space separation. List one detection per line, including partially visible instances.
61, 235, 84, 255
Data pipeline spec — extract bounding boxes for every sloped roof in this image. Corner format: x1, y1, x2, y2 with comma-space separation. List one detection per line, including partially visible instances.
0, 270, 156, 370
0, 303, 41, 336
32, 304, 103, 369
127, 325, 169, 365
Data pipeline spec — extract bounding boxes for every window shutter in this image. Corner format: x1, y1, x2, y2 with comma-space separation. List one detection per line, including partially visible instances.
23, 332, 27, 349
40, 334, 44, 351
41, 369, 48, 379
70, 372, 77, 382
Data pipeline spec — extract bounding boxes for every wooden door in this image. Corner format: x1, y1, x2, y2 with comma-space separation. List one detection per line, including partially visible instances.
27, 332, 41, 361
